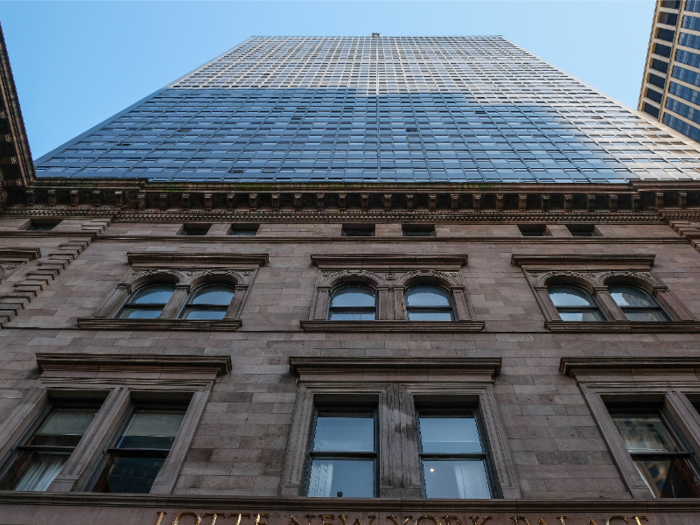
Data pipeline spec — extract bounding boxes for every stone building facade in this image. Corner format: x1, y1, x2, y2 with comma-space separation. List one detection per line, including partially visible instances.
1, 33, 700, 525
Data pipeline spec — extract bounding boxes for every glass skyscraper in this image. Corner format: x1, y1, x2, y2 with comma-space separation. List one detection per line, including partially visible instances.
36, 35, 700, 184
640, 0, 700, 143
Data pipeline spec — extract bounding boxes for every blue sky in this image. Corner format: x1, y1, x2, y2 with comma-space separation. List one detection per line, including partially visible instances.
1, 1, 655, 159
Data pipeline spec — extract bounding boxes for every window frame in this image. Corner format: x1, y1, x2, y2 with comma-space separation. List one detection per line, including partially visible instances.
415, 406, 499, 499
608, 284, 672, 322
327, 284, 378, 321
178, 282, 238, 320
547, 283, 607, 322
302, 405, 379, 498
0, 395, 106, 492
117, 282, 176, 320
404, 284, 456, 321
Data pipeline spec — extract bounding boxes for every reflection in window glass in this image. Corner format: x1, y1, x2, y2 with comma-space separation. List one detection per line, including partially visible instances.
548, 285, 605, 322
92, 408, 187, 494
418, 416, 491, 499
328, 285, 376, 320
307, 414, 376, 498
609, 285, 670, 322
405, 286, 454, 321
0, 406, 100, 491
119, 283, 175, 319
180, 283, 235, 320
611, 412, 700, 498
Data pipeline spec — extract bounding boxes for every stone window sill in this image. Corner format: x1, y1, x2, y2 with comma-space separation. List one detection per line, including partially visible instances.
545, 320, 700, 333
299, 320, 484, 332
77, 318, 242, 331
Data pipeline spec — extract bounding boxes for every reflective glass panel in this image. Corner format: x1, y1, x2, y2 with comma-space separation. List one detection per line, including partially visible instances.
28, 409, 96, 447
612, 415, 679, 453
423, 460, 491, 499
558, 311, 605, 322
308, 459, 374, 497
98, 455, 166, 494
407, 311, 453, 321
419, 417, 482, 454
183, 310, 226, 320
131, 284, 175, 305
118, 412, 185, 449
635, 458, 699, 498
313, 416, 374, 452
406, 286, 451, 307
624, 310, 669, 322
609, 286, 657, 308
190, 286, 235, 305
10, 453, 68, 491
548, 286, 595, 307
330, 286, 375, 308
328, 311, 376, 321
120, 309, 162, 320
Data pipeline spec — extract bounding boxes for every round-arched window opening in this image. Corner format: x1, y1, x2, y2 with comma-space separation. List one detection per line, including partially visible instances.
609, 285, 670, 322
548, 285, 605, 322
119, 283, 175, 319
328, 285, 377, 321
180, 283, 236, 320
404, 285, 454, 321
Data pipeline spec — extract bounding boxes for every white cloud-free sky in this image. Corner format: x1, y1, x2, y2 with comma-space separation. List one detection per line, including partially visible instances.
0, 1, 655, 159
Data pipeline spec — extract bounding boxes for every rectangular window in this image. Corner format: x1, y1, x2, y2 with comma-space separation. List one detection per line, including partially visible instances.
661, 0, 681, 8
402, 224, 436, 236
654, 43, 672, 58
228, 223, 259, 236
651, 58, 670, 74
658, 12, 679, 26
649, 73, 667, 90
23, 219, 62, 232
305, 408, 377, 498
0, 398, 104, 491
644, 102, 661, 119
657, 28, 676, 42
342, 224, 375, 236
518, 224, 549, 237
566, 224, 598, 237
646, 88, 664, 103
609, 408, 700, 498
89, 395, 190, 493
178, 223, 211, 236
417, 411, 492, 499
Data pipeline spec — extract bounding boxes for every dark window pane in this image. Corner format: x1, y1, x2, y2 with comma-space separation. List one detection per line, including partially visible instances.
518, 224, 548, 236
644, 103, 661, 119
649, 73, 667, 89
646, 88, 663, 103
342, 224, 375, 236
651, 58, 669, 74
313, 416, 374, 452
308, 459, 374, 497
419, 417, 482, 454
7, 452, 68, 491
657, 28, 676, 42
402, 224, 436, 236
423, 460, 490, 499
659, 12, 678, 26
635, 458, 699, 498
97, 455, 166, 494
566, 224, 597, 236
654, 43, 672, 58
661, 0, 681, 8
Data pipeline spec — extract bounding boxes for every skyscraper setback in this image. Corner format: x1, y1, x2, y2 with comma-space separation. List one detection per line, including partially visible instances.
639, 0, 700, 142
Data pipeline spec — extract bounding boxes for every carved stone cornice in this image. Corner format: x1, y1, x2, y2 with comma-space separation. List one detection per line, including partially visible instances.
560, 357, 700, 377
299, 320, 484, 332
36, 353, 232, 376
76, 318, 242, 332
127, 252, 269, 268
311, 254, 468, 271
546, 320, 700, 333
290, 356, 502, 377
511, 254, 656, 269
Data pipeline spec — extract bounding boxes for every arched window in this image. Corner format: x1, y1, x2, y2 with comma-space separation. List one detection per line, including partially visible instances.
328, 285, 376, 320
180, 283, 236, 320
404, 285, 454, 321
548, 285, 605, 322
119, 283, 175, 319
609, 285, 670, 321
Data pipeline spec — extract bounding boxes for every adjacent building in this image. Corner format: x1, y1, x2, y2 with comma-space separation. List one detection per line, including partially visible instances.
639, 0, 700, 142
2, 32, 700, 525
